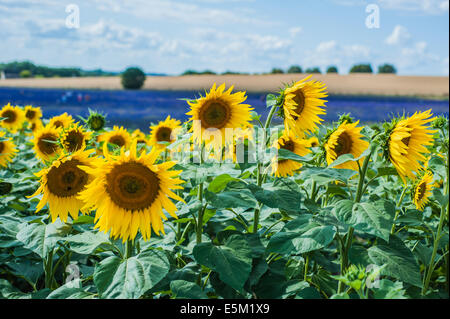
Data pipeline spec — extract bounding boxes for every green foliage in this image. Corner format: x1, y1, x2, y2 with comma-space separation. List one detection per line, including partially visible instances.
270, 68, 285, 74
378, 64, 397, 74
121, 67, 146, 90
0, 100, 448, 301
19, 70, 32, 78
305, 67, 321, 74
349, 64, 373, 73
287, 65, 303, 74
326, 66, 338, 73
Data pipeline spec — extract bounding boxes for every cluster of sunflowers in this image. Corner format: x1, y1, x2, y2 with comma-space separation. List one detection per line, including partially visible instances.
0, 76, 447, 245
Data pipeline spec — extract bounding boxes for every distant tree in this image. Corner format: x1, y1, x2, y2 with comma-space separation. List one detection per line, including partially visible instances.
326, 66, 338, 74
378, 64, 397, 74
182, 70, 199, 76
305, 67, 321, 74
271, 68, 284, 74
19, 70, 32, 78
349, 64, 373, 73
200, 70, 216, 75
287, 65, 303, 74
121, 67, 146, 89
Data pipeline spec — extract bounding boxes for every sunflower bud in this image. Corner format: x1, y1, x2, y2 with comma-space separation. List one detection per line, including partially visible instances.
432, 116, 448, 129
86, 111, 106, 131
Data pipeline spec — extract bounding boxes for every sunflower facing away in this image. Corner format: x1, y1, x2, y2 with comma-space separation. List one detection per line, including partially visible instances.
282, 75, 328, 137
98, 126, 132, 150
325, 121, 369, 170
29, 149, 100, 223
48, 113, 74, 129
149, 115, 181, 149
186, 83, 253, 149
0, 103, 25, 133
271, 131, 311, 177
0, 131, 18, 168
78, 141, 185, 242
32, 125, 62, 162
61, 123, 92, 153
24, 105, 42, 123
388, 110, 436, 183
412, 171, 434, 211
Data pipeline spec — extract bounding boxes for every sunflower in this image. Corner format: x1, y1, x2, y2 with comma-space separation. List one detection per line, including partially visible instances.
48, 113, 74, 129
0, 103, 25, 133
186, 83, 253, 149
29, 149, 100, 223
24, 105, 42, 123
28, 120, 44, 136
412, 171, 434, 211
98, 126, 132, 150
60, 123, 92, 153
271, 132, 311, 177
307, 136, 320, 148
281, 75, 328, 137
0, 131, 18, 168
325, 121, 369, 170
32, 125, 62, 162
224, 126, 255, 163
78, 141, 185, 242
149, 115, 181, 149
388, 110, 436, 183
131, 129, 149, 145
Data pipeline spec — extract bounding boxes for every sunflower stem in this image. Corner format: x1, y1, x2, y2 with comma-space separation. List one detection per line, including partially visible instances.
422, 154, 449, 295
253, 102, 279, 234
338, 153, 371, 293
196, 143, 205, 243
391, 186, 408, 235
125, 240, 134, 259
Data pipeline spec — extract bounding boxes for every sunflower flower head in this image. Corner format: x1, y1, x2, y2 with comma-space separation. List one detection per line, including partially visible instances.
60, 123, 92, 153
386, 110, 437, 183
149, 115, 181, 150
270, 131, 311, 177
28, 148, 101, 223
412, 171, 434, 211
78, 140, 185, 242
48, 113, 75, 130
0, 103, 26, 133
186, 83, 253, 149
279, 75, 328, 138
98, 126, 132, 151
24, 105, 43, 123
324, 120, 369, 170
132, 129, 149, 145
0, 131, 18, 168
32, 125, 63, 162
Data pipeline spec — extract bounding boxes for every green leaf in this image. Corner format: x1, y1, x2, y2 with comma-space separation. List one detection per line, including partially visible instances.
372, 279, 407, 299
368, 235, 422, 288
327, 148, 370, 168
247, 184, 302, 212
66, 231, 112, 255
204, 189, 257, 209
207, 174, 240, 193
16, 221, 70, 258
193, 234, 252, 292
170, 280, 208, 299
267, 215, 336, 255
94, 249, 170, 298
47, 286, 95, 299
300, 167, 356, 185
332, 199, 394, 241
277, 148, 314, 164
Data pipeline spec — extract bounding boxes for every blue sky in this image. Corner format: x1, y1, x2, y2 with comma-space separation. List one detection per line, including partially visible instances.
0, 0, 448, 75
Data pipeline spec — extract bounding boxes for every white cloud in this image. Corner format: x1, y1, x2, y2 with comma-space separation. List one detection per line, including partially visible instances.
386, 25, 411, 45
289, 27, 303, 38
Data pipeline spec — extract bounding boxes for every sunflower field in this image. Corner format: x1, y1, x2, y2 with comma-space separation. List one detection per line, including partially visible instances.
0, 77, 448, 300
